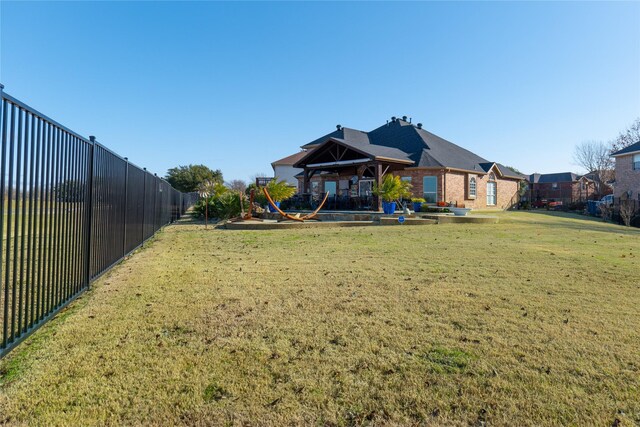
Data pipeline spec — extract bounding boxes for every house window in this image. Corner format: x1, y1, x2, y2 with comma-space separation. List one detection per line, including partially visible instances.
552, 182, 558, 189
634, 154, 640, 170
324, 181, 336, 196
401, 176, 412, 183
487, 173, 497, 206
423, 176, 438, 203
469, 177, 477, 198
359, 180, 373, 197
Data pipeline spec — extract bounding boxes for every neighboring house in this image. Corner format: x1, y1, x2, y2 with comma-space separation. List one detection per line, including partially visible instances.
271, 151, 307, 187
528, 172, 597, 206
611, 141, 640, 201
272, 117, 524, 210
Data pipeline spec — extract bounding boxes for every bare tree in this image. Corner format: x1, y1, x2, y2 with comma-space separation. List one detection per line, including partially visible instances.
227, 179, 247, 193
573, 141, 614, 196
619, 198, 638, 227
611, 118, 640, 153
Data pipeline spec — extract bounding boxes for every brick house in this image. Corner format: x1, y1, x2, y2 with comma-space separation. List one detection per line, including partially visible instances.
611, 141, 640, 202
528, 172, 597, 206
272, 116, 524, 210
271, 151, 307, 187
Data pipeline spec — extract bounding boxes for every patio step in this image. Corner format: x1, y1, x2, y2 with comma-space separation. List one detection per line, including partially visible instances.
379, 217, 437, 225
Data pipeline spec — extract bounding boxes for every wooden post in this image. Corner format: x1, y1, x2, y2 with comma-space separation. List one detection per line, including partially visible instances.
376, 162, 383, 212
303, 168, 310, 194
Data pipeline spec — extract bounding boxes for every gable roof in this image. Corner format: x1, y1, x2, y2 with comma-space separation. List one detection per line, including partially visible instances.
529, 172, 580, 184
291, 117, 523, 180
301, 127, 370, 149
271, 151, 308, 167
611, 141, 640, 157
293, 137, 413, 168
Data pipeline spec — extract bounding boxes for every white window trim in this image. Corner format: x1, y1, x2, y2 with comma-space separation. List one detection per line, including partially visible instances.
487, 181, 497, 206
468, 176, 477, 199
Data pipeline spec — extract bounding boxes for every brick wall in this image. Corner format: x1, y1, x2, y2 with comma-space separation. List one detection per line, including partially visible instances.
296, 166, 522, 209
394, 169, 445, 201
614, 154, 640, 201
397, 168, 520, 209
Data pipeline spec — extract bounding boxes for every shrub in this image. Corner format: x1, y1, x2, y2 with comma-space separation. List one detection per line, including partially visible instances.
265, 178, 296, 202
619, 199, 639, 227
193, 192, 245, 220
373, 175, 412, 202
421, 205, 450, 213
568, 201, 586, 211
245, 183, 268, 207
411, 197, 426, 203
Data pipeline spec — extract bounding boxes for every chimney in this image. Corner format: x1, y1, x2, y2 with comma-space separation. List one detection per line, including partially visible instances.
417, 123, 423, 129
402, 116, 407, 122
391, 116, 397, 122
336, 124, 342, 131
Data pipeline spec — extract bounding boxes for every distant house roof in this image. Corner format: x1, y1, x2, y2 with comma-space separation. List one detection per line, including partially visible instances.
271, 151, 308, 167
611, 141, 640, 157
293, 118, 522, 179
528, 172, 580, 184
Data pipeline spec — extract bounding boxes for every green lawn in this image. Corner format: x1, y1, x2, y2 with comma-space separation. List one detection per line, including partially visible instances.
0, 211, 638, 426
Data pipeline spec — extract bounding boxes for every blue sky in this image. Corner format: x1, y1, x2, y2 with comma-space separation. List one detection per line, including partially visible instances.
1, 1, 639, 182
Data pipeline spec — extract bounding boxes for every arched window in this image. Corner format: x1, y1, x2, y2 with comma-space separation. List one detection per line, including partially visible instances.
469, 177, 477, 198
487, 173, 497, 206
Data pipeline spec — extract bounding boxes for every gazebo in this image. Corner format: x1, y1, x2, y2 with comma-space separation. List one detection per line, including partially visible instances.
293, 137, 413, 211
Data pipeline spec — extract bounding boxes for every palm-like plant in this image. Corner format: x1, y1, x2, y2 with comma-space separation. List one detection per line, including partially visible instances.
265, 177, 296, 202
373, 175, 412, 202
197, 180, 227, 227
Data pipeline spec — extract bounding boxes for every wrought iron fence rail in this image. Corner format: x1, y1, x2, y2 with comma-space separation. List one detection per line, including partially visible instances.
0, 85, 197, 358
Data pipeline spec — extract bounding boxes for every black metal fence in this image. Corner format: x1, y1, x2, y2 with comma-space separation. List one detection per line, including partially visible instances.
0, 85, 197, 358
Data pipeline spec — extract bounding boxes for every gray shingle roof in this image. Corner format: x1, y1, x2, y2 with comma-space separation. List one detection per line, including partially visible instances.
294, 118, 522, 179
611, 141, 640, 156
529, 172, 579, 183
330, 138, 412, 163
271, 151, 308, 166
301, 127, 369, 149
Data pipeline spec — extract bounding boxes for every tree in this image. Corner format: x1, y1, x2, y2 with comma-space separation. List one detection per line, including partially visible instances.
227, 179, 247, 193
572, 141, 614, 196
619, 199, 638, 227
165, 165, 223, 193
611, 118, 640, 153
196, 179, 227, 228
506, 166, 528, 197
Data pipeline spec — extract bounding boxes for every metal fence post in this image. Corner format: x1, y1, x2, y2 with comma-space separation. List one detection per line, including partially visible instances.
142, 168, 146, 245
123, 157, 128, 256
85, 136, 96, 287
0, 83, 6, 350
